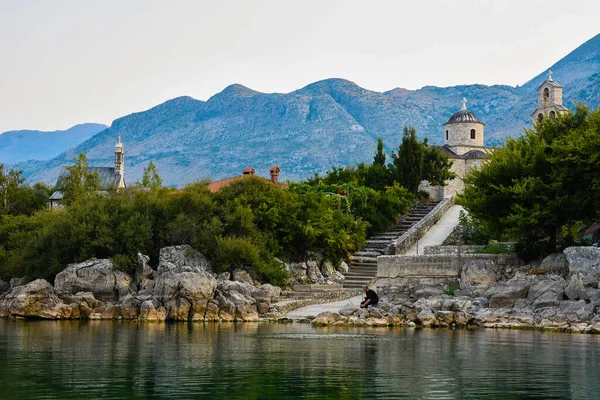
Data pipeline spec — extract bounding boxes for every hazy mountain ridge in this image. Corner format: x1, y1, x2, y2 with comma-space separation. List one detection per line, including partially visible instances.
15, 34, 600, 187
0, 123, 107, 163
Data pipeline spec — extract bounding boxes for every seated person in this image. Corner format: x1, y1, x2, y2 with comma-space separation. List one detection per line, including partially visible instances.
360, 286, 379, 308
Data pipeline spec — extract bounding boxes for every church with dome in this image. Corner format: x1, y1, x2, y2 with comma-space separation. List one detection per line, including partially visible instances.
421, 71, 567, 200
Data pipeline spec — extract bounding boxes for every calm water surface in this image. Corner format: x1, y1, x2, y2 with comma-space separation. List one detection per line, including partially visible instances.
1, 320, 599, 399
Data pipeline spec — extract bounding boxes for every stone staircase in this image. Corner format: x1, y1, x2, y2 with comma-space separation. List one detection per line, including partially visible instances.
342, 201, 440, 289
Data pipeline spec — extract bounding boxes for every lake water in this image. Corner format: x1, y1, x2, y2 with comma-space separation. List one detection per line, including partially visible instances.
1, 320, 599, 399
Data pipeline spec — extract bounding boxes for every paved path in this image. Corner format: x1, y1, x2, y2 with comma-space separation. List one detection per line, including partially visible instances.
285, 295, 363, 318
404, 204, 464, 255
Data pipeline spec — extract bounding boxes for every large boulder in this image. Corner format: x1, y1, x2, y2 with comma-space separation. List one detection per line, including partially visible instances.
336, 261, 349, 274
486, 277, 532, 308
157, 245, 211, 274
54, 258, 132, 304
527, 276, 566, 309
564, 247, 600, 285
154, 269, 217, 321
135, 253, 155, 292
232, 269, 254, 286
540, 253, 569, 277
215, 289, 259, 321
321, 261, 335, 279
306, 261, 325, 283
461, 259, 499, 295
0, 279, 72, 319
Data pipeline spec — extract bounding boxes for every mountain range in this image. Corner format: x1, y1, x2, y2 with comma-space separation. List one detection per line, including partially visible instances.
11, 34, 600, 187
0, 123, 106, 163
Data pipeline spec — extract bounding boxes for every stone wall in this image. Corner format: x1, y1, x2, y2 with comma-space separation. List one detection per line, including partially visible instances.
386, 198, 454, 255
375, 253, 522, 297
423, 243, 516, 256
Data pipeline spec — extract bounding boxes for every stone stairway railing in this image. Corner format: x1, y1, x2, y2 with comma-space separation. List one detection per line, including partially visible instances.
342, 201, 442, 290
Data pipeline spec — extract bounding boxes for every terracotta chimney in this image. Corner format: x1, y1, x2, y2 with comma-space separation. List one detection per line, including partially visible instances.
269, 166, 280, 183
243, 167, 255, 175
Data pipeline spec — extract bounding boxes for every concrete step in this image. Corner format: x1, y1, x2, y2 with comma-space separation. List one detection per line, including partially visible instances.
349, 255, 378, 263
354, 250, 382, 257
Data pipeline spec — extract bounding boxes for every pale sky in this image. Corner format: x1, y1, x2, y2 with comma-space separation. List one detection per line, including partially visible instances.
0, 0, 598, 133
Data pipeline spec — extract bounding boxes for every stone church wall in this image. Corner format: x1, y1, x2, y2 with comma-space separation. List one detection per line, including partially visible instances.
445, 121, 484, 147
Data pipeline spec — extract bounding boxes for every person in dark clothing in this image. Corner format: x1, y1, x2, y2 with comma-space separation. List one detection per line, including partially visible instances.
360, 286, 379, 308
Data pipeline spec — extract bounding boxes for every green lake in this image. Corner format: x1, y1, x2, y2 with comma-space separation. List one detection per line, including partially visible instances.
1, 320, 599, 399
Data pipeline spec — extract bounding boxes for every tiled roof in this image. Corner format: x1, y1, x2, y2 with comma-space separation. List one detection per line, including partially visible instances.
207, 174, 288, 193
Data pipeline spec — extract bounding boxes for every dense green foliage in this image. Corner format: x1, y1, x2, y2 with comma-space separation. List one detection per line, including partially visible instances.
0, 166, 53, 217
300, 129, 454, 235
0, 176, 367, 286
60, 153, 101, 206
457, 105, 600, 258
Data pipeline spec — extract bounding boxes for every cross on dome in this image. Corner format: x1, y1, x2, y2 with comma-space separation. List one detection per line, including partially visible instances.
461, 97, 467, 111
548, 70, 553, 81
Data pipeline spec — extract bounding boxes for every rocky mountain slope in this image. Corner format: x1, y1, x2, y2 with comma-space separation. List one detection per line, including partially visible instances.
0, 123, 107, 163
15, 34, 600, 187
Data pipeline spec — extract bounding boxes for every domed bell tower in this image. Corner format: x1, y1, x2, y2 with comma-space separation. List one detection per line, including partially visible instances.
531, 70, 569, 125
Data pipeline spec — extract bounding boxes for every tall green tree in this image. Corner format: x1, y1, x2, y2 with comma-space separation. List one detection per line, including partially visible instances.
457, 104, 600, 254
0, 165, 25, 215
390, 126, 424, 193
60, 153, 101, 206
422, 142, 456, 186
138, 161, 163, 189
373, 137, 386, 166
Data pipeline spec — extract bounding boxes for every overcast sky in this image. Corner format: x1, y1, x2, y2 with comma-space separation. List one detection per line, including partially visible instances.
0, 0, 598, 133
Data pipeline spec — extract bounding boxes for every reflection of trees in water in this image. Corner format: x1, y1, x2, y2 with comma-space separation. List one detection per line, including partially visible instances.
2, 321, 600, 399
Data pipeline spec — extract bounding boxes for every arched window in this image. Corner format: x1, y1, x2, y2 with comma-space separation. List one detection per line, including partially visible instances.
445, 130, 448, 141
538, 113, 544, 123
543, 88, 550, 101
549, 111, 556, 119
470, 129, 476, 139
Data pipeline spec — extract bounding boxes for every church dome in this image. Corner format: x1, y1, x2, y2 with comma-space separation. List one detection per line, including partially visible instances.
445, 109, 483, 125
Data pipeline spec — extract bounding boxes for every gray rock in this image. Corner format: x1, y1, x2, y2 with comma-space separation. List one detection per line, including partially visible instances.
565, 274, 585, 301
527, 276, 566, 309
368, 308, 384, 319
217, 272, 231, 281
55, 258, 130, 304
336, 261, 349, 274
0, 279, 71, 319
339, 304, 357, 316
564, 246, 600, 285
540, 253, 569, 277
154, 269, 217, 321
134, 253, 154, 287
9, 277, 30, 290
321, 261, 335, 279
486, 278, 532, 308
307, 261, 325, 283
332, 271, 345, 283
232, 269, 254, 286
413, 285, 444, 299
158, 245, 211, 273
461, 259, 499, 295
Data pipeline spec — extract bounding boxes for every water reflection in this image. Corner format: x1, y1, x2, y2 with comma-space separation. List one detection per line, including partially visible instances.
1, 320, 599, 399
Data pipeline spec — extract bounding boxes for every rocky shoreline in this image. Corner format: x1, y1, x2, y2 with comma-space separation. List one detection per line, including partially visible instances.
0, 245, 287, 322
306, 247, 600, 333
3, 245, 600, 334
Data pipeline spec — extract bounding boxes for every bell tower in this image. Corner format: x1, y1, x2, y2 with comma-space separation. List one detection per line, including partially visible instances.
531, 70, 569, 125
114, 136, 125, 188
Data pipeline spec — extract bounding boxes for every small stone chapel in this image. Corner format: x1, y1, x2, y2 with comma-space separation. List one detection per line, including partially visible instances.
48, 137, 126, 209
